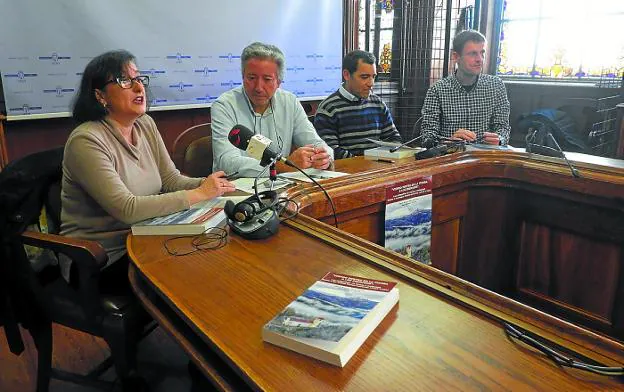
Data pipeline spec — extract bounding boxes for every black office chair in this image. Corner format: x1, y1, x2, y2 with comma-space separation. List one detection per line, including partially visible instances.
0, 147, 153, 392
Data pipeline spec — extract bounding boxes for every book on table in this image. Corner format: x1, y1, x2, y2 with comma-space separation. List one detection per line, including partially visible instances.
262, 272, 399, 367
364, 138, 425, 159
131, 199, 227, 236
364, 146, 424, 159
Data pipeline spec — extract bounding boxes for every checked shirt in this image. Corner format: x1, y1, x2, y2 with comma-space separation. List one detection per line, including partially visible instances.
420, 73, 511, 145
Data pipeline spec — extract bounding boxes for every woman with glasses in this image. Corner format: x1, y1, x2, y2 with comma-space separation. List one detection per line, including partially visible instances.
61, 50, 235, 284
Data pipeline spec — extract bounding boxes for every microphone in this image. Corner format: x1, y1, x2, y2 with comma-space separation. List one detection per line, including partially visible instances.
421, 137, 439, 149
525, 126, 580, 178
389, 117, 424, 152
228, 124, 293, 167
546, 132, 581, 178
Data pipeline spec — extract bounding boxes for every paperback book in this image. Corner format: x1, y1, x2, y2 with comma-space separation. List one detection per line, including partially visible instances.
384, 177, 433, 264
262, 272, 399, 367
131, 199, 226, 236
364, 146, 423, 159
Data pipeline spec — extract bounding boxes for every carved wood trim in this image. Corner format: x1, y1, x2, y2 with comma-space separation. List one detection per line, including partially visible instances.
282, 214, 624, 367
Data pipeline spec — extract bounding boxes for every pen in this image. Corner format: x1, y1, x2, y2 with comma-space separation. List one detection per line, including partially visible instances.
224, 171, 239, 180
375, 158, 395, 164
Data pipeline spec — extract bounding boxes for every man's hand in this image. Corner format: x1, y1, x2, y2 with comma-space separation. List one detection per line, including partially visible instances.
483, 131, 500, 145
452, 128, 477, 142
288, 144, 331, 169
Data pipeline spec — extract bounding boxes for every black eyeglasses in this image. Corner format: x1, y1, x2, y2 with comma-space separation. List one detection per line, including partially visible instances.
503, 322, 624, 376
103, 75, 150, 89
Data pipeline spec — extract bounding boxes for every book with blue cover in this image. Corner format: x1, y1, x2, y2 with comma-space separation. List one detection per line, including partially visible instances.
262, 272, 399, 367
384, 176, 433, 264
131, 199, 226, 236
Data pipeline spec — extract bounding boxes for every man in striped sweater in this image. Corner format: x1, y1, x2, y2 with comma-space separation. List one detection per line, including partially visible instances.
314, 50, 402, 159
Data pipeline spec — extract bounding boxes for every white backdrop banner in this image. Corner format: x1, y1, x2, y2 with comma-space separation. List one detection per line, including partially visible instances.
0, 0, 343, 119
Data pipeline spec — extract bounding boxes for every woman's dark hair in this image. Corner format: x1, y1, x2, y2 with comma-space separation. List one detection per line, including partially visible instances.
72, 49, 136, 123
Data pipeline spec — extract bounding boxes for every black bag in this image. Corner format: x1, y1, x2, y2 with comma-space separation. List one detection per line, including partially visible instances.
518, 109, 587, 153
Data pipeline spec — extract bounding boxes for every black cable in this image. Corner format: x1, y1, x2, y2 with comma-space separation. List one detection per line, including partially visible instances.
503, 322, 624, 377
289, 165, 339, 228
275, 196, 300, 222
163, 227, 228, 256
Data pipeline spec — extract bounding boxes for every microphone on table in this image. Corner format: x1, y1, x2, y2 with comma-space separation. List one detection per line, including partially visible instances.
525, 127, 580, 178
415, 135, 466, 160
546, 132, 581, 178
228, 124, 295, 167
389, 117, 424, 152
227, 124, 339, 230
225, 124, 289, 240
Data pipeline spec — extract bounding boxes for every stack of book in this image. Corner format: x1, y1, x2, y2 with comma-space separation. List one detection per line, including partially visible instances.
131, 199, 227, 236
262, 272, 399, 367
363, 139, 424, 159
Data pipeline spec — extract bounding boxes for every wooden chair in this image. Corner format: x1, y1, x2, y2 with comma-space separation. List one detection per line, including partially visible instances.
0, 147, 153, 391
171, 123, 213, 177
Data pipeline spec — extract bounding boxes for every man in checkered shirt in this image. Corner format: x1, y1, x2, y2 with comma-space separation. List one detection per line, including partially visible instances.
421, 30, 511, 147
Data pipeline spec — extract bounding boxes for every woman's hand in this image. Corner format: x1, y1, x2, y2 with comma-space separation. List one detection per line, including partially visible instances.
187, 171, 236, 205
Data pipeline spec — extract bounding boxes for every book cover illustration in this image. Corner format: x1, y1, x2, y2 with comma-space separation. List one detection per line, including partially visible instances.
384, 176, 433, 265
134, 203, 221, 227
264, 273, 396, 342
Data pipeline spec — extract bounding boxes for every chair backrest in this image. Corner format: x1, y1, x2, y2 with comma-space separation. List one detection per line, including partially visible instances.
171, 123, 213, 178
0, 147, 64, 351
0, 147, 64, 237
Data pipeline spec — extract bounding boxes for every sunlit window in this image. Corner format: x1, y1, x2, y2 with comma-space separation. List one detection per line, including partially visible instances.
358, 0, 395, 75
497, 0, 624, 85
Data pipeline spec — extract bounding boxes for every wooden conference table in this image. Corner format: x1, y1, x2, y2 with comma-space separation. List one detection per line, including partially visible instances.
128, 150, 624, 391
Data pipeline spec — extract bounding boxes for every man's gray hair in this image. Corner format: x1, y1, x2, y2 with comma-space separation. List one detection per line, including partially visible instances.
241, 42, 286, 81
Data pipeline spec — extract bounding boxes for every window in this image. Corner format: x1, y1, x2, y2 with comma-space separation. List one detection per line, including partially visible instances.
358, 0, 395, 76
497, 0, 624, 86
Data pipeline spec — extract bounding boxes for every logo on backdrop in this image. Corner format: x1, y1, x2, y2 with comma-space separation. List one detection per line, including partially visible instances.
38, 52, 71, 64
306, 53, 324, 61
141, 68, 166, 79
220, 80, 242, 89
194, 67, 218, 77
218, 53, 241, 63
286, 65, 304, 74
8, 104, 42, 115
43, 86, 75, 97
166, 52, 191, 63
169, 82, 193, 92
151, 97, 168, 105
306, 77, 323, 85
195, 93, 219, 103
5, 70, 38, 81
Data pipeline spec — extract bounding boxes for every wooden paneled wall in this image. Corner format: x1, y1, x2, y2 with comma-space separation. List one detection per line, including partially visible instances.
1, 102, 319, 165
299, 159, 624, 339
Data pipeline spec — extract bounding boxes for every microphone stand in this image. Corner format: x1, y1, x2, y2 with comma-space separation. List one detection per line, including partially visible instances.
390, 117, 424, 152
547, 132, 581, 178
389, 134, 424, 153
269, 163, 278, 191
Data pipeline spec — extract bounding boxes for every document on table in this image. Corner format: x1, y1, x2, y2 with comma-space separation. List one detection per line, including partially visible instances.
231, 177, 295, 194
278, 168, 348, 183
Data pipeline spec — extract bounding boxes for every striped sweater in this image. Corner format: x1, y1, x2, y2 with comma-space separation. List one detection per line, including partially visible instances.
314, 87, 401, 159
